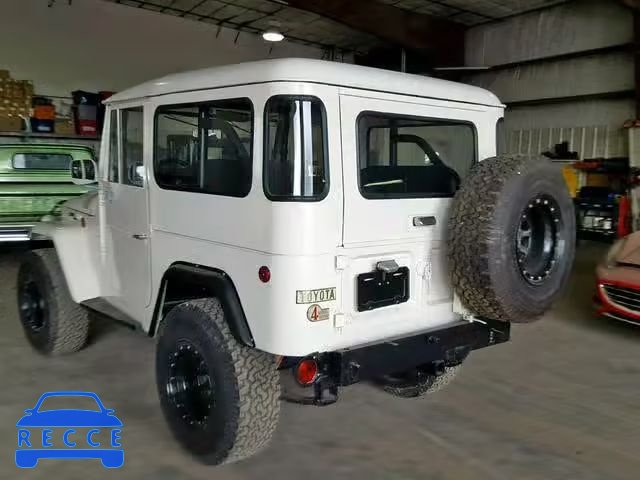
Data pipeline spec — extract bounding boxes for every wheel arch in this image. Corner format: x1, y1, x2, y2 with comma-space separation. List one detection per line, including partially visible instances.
33, 219, 102, 303
149, 262, 254, 347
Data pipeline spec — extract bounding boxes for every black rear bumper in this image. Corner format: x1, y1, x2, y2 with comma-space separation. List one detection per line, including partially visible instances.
282, 318, 510, 405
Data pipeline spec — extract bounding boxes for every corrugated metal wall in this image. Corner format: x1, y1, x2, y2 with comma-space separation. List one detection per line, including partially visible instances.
464, 0, 634, 160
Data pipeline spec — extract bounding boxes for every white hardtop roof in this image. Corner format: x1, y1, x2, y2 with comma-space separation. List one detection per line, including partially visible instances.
108, 58, 503, 108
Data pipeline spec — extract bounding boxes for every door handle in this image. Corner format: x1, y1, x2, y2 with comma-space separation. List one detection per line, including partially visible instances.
413, 216, 436, 227
132, 233, 148, 240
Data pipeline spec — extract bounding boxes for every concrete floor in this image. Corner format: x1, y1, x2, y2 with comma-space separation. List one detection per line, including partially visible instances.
1, 242, 639, 480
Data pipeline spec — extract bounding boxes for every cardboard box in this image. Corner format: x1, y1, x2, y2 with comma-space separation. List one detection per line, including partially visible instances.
54, 118, 75, 135
33, 105, 55, 120
0, 116, 23, 132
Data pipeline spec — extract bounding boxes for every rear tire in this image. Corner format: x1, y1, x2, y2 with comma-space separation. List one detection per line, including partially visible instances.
16, 248, 89, 354
156, 298, 280, 465
379, 366, 462, 398
448, 155, 575, 322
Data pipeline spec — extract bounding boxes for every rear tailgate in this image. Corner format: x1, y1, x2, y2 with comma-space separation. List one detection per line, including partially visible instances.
337, 92, 494, 347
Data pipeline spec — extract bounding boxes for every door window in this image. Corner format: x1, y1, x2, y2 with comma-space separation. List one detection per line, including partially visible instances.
121, 107, 144, 187
154, 98, 253, 197
358, 113, 476, 199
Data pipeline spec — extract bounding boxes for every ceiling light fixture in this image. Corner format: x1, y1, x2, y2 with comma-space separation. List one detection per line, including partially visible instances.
262, 31, 284, 42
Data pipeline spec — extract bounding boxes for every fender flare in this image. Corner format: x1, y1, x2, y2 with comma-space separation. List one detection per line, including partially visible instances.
150, 263, 254, 347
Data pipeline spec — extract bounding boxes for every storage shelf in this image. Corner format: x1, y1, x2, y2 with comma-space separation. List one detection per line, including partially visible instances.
0, 131, 100, 141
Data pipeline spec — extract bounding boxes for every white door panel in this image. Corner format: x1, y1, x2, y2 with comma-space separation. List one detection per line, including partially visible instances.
102, 105, 151, 323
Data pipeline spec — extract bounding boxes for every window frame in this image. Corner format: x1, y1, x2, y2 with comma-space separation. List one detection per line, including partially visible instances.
152, 97, 254, 198
120, 106, 145, 187
262, 95, 330, 203
356, 110, 478, 200
107, 108, 120, 183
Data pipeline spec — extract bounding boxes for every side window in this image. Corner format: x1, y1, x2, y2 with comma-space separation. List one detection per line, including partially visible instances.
154, 98, 253, 197
358, 113, 476, 199
108, 110, 119, 182
264, 96, 328, 201
122, 107, 144, 187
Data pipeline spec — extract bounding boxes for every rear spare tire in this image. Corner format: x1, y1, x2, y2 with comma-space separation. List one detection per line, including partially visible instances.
448, 155, 575, 322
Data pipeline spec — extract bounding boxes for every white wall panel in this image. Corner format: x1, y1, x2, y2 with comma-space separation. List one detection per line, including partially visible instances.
465, 52, 633, 103
464, 0, 634, 159
466, 0, 632, 66
503, 99, 634, 158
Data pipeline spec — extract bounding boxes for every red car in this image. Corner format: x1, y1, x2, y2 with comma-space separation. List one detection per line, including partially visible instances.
596, 232, 640, 325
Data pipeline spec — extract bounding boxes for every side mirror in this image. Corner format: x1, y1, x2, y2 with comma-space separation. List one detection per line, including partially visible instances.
70, 159, 98, 185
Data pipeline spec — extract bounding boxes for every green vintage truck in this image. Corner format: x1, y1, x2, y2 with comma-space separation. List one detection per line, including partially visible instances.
0, 143, 94, 242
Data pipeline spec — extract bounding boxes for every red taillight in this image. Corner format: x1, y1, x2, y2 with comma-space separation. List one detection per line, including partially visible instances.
258, 266, 271, 283
296, 358, 318, 385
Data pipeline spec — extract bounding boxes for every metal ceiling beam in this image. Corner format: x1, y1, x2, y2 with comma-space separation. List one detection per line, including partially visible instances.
279, 0, 466, 66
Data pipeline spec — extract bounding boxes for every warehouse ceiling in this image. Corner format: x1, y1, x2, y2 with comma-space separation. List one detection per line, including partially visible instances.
106, 0, 571, 54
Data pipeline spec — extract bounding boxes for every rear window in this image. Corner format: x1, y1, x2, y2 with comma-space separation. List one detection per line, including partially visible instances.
264, 96, 328, 201
12, 153, 73, 170
358, 113, 476, 199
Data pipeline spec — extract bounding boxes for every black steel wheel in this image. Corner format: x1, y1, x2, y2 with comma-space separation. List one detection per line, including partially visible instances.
516, 194, 564, 285
19, 279, 47, 335
16, 249, 89, 354
165, 341, 214, 428
156, 298, 280, 465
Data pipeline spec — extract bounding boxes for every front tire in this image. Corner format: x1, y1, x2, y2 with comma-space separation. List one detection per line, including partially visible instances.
156, 298, 280, 465
16, 248, 89, 354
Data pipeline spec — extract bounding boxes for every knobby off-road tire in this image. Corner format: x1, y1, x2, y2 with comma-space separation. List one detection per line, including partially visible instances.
17, 248, 89, 354
156, 298, 280, 465
381, 366, 462, 399
448, 155, 575, 322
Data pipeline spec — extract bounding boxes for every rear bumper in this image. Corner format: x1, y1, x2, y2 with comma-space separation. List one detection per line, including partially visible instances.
330, 318, 510, 385
283, 318, 510, 404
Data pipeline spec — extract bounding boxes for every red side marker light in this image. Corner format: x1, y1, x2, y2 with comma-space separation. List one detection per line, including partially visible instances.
296, 358, 318, 386
258, 266, 271, 283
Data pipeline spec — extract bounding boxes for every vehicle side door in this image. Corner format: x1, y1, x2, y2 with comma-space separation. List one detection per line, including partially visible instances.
102, 105, 151, 322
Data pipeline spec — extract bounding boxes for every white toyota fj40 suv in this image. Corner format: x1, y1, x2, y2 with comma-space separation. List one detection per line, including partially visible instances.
17, 59, 575, 465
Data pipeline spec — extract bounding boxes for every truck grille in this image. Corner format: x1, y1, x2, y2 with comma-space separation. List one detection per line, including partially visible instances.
602, 284, 640, 313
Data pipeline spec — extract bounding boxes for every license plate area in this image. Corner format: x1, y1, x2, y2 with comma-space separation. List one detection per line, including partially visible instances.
357, 267, 409, 312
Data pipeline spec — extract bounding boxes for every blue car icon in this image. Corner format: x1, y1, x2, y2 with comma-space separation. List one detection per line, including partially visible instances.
16, 391, 123, 468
